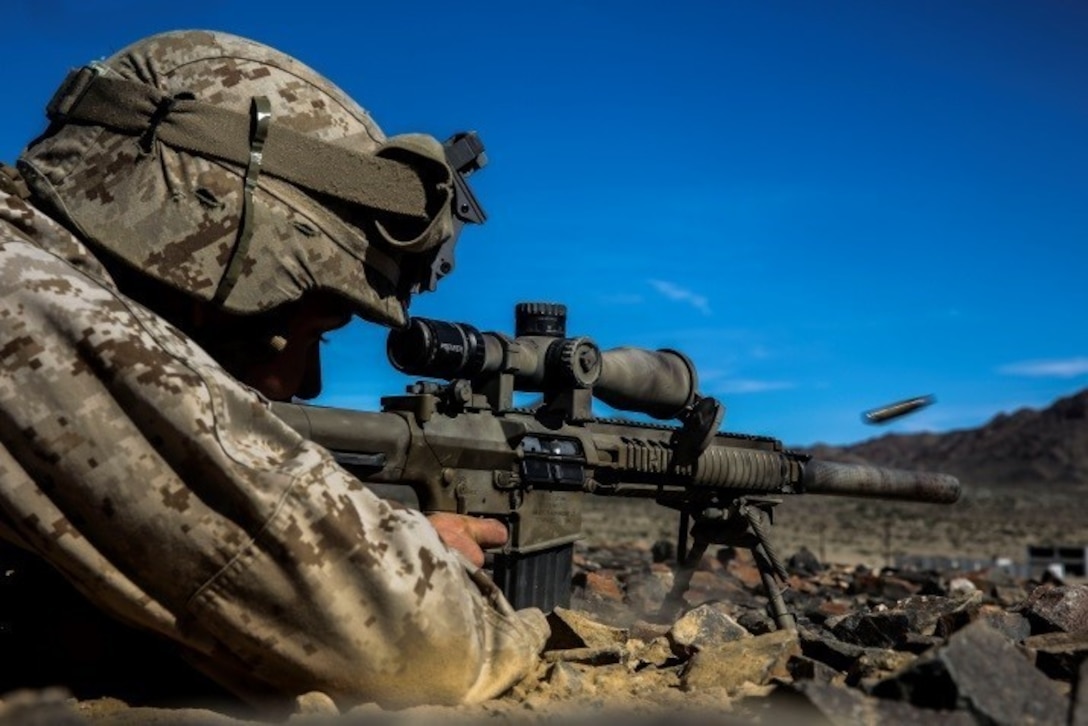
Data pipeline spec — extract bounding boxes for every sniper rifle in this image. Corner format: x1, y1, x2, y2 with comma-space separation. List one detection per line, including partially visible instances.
272, 303, 960, 630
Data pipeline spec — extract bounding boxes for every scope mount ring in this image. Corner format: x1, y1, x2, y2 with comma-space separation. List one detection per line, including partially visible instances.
671, 396, 725, 467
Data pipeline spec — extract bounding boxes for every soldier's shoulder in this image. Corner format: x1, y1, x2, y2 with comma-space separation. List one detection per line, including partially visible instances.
0, 190, 117, 293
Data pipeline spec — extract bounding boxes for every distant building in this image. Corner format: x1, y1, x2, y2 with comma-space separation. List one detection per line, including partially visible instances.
1027, 545, 1088, 579
891, 547, 1088, 580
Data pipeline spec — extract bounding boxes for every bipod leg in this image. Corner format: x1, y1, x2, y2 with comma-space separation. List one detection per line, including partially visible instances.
751, 543, 796, 631
740, 499, 796, 632
657, 536, 709, 622
676, 510, 690, 564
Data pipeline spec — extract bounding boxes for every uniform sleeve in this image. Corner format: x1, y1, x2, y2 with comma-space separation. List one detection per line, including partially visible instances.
0, 234, 547, 708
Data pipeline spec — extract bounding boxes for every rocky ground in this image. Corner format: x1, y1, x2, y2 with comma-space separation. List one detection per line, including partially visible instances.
3, 495, 1088, 725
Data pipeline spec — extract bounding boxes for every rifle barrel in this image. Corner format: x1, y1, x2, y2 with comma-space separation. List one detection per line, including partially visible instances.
802, 460, 960, 503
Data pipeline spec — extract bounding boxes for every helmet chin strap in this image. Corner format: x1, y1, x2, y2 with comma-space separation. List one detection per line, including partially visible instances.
213, 96, 271, 306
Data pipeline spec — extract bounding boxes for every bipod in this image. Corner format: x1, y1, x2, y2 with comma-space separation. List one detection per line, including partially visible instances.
658, 496, 797, 631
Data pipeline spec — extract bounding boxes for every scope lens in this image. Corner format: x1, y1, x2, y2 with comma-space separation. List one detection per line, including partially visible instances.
387, 318, 484, 379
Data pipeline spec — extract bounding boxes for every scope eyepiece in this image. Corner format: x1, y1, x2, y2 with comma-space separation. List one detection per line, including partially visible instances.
387, 317, 487, 380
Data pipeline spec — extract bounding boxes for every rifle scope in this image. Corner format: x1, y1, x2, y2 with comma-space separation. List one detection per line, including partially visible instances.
387, 303, 699, 419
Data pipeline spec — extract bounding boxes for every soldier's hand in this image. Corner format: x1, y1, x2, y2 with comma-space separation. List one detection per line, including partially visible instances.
426, 513, 508, 568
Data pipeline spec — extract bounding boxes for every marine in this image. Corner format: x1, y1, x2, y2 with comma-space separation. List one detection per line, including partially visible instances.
0, 30, 546, 709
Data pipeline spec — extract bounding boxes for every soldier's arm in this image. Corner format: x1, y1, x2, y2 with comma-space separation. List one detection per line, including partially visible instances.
0, 226, 546, 709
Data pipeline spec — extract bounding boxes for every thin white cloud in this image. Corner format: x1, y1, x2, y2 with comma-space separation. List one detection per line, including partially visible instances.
648, 279, 711, 316
714, 379, 795, 394
997, 357, 1088, 379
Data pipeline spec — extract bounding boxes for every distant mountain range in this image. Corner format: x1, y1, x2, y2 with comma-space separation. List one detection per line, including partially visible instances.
799, 389, 1088, 488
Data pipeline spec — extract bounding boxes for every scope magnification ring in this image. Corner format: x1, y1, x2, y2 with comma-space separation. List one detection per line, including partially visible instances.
549, 337, 602, 388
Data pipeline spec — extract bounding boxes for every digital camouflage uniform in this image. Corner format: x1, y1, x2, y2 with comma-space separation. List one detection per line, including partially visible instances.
0, 31, 547, 708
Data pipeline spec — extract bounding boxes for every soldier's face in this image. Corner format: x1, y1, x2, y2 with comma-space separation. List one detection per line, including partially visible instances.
241, 295, 352, 401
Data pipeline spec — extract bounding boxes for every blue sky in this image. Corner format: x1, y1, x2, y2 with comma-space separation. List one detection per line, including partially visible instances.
4, 1, 1086, 445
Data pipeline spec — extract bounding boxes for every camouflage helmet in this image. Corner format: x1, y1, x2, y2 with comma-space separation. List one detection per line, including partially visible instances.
18, 30, 467, 327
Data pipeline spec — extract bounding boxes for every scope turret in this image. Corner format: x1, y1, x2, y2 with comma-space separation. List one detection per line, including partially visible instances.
515, 302, 567, 337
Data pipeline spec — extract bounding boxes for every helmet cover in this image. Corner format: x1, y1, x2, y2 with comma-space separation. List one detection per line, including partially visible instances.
19, 30, 456, 326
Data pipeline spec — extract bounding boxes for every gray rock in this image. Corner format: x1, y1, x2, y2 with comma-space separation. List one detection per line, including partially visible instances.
546, 607, 629, 650
897, 592, 984, 636
543, 646, 626, 666
847, 649, 915, 684
628, 619, 672, 646
736, 607, 774, 635
1073, 659, 1088, 726
979, 608, 1032, 642
994, 583, 1029, 607
787, 655, 844, 685
788, 546, 823, 576
897, 632, 944, 654
628, 636, 678, 669
872, 620, 1068, 725
797, 681, 977, 726
799, 627, 869, 672
1020, 584, 1088, 635
624, 567, 672, 614
831, 610, 911, 649
680, 628, 800, 694
1024, 630, 1088, 680
667, 603, 750, 657
545, 661, 585, 698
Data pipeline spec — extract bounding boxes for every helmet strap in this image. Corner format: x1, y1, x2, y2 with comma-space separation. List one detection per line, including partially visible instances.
213, 96, 272, 306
